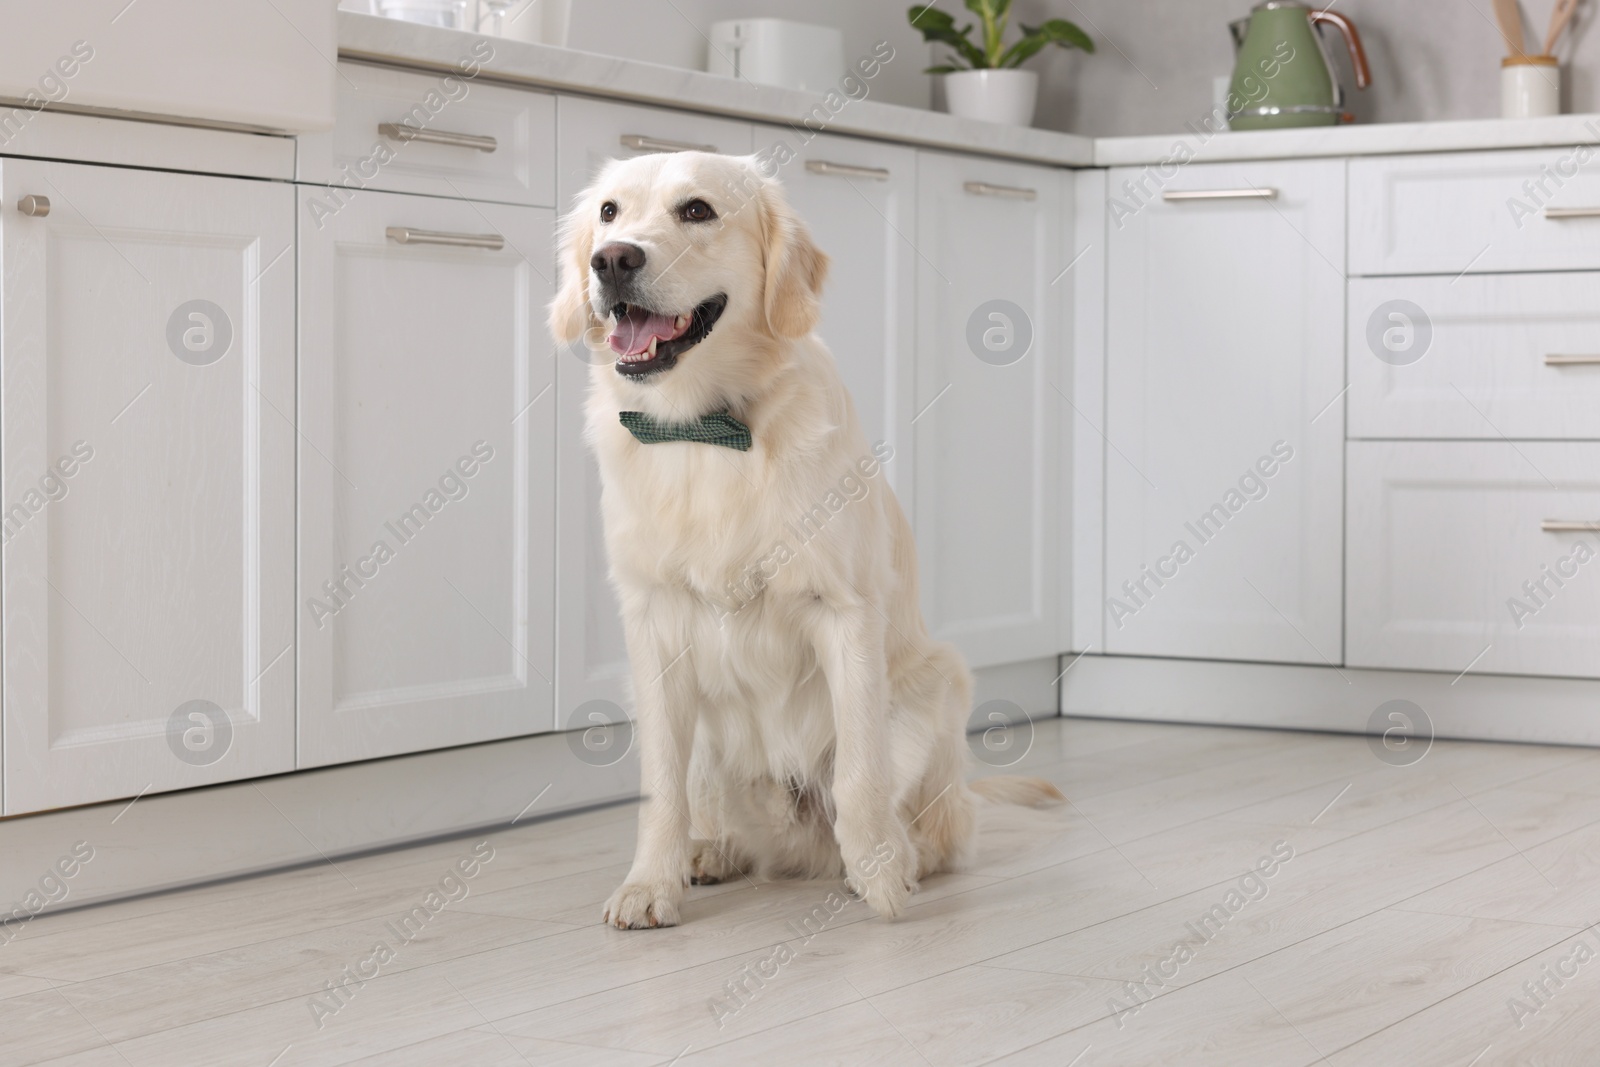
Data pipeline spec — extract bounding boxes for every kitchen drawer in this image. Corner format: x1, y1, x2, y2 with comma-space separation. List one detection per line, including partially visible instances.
1350, 147, 1600, 276
555, 96, 755, 205
1349, 272, 1600, 439
1347, 441, 1600, 679
298, 62, 555, 207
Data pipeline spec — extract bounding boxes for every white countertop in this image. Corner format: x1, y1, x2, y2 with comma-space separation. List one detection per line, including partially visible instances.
337, 12, 1095, 167
339, 12, 1600, 170
1095, 112, 1600, 167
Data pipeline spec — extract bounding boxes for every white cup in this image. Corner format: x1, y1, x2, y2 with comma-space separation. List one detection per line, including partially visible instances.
377, 0, 468, 29
1502, 55, 1560, 119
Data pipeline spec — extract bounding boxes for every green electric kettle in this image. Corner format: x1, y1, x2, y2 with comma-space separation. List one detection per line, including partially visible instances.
1227, 1, 1370, 130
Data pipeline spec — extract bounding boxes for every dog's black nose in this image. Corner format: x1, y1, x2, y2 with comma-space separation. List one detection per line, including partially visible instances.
591, 241, 646, 277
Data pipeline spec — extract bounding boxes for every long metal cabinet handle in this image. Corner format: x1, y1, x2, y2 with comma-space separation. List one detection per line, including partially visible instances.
378, 123, 498, 152
385, 226, 505, 250
806, 160, 890, 181
963, 181, 1036, 201
619, 134, 718, 153
1162, 188, 1278, 201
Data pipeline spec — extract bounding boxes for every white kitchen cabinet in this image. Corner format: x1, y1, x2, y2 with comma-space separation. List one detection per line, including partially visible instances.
1348, 272, 1600, 440
1, 160, 296, 814
1347, 441, 1600, 678
298, 62, 556, 208
298, 186, 555, 767
753, 126, 917, 496
912, 150, 1068, 668
0, 0, 335, 133
1104, 159, 1345, 665
553, 97, 754, 722
1350, 148, 1600, 277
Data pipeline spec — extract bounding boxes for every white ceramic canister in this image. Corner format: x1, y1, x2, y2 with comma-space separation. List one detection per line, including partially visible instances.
1502, 55, 1560, 119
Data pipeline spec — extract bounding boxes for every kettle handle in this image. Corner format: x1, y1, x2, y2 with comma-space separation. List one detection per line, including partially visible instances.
1309, 10, 1371, 89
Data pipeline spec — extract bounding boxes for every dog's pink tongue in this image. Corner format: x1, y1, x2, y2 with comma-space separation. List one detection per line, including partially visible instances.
609, 307, 683, 356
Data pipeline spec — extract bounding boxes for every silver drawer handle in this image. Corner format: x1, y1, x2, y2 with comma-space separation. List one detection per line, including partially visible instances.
805, 160, 890, 181
1543, 207, 1600, 219
620, 134, 717, 154
16, 194, 49, 217
963, 181, 1036, 201
378, 123, 497, 152
1546, 354, 1600, 365
385, 226, 505, 250
1163, 188, 1278, 201
1542, 520, 1600, 532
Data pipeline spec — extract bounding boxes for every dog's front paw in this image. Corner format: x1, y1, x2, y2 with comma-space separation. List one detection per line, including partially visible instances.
602, 880, 681, 929
843, 836, 919, 920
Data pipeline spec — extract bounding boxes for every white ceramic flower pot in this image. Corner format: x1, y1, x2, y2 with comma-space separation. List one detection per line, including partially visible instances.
942, 69, 1039, 126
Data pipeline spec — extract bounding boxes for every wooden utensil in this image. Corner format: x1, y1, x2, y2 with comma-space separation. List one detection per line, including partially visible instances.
1494, 0, 1527, 55
1545, 0, 1580, 54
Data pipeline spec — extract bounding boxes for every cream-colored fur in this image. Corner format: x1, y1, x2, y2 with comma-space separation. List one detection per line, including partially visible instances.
549, 152, 1061, 929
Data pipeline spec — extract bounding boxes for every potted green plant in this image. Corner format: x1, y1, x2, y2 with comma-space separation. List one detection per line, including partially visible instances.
908, 1, 1093, 126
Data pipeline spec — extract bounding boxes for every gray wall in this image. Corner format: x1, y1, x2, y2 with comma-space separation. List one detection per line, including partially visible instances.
569, 0, 1598, 136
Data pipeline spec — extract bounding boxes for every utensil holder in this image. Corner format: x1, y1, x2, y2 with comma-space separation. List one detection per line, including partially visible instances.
1502, 55, 1561, 118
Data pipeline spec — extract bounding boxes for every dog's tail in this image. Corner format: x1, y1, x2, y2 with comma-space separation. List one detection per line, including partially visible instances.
969, 776, 1066, 808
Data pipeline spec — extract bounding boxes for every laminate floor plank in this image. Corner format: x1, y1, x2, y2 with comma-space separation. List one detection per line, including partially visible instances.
1396, 815, 1600, 930
1227, 907, 1573, 1053
669, 1000, 931, 1067
0, 908, 572, 1058
861, 963, 1121, 1066
1321, 922, 1600, 1067
986, 800, 1523, 987
3, 806, 637, 982
1214, 742, 1596, 835
981, 971, 1325, 1067
0, 971, 60, 1003
345, 1026, 661, 1066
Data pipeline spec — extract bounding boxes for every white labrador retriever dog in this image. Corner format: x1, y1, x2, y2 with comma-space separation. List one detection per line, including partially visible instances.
550, 151, 1062, 929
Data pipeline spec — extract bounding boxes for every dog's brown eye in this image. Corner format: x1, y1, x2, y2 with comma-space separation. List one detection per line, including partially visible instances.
599, 201, 618, 223
679, 198, 716, 223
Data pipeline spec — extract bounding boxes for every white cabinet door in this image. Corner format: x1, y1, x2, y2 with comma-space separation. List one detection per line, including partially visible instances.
553, 98, 753, 722
913, 151, 1067, 668
298, 187, 555, 767
1347, 441, 1600, 679
753, 127, 916, 497
1104, 159, 1345, 665
1, 160, 295, 814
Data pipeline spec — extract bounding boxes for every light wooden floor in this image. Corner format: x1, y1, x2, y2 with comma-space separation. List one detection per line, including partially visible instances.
5, 716, 1600, 1066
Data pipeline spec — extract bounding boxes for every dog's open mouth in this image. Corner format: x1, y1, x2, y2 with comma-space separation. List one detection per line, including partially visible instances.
608, 295, 727, 377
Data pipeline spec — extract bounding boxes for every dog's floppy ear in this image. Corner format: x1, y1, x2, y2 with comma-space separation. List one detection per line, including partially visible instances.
548, 195, 598, 345
759, 181, 829, 339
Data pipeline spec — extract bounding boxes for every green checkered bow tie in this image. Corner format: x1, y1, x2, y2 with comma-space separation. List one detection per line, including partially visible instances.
618, 410, 752, 451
